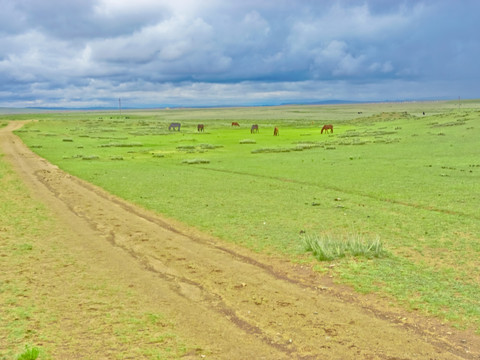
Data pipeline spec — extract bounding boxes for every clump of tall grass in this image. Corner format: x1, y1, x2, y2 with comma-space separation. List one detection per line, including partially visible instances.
302, 233, 388, 261
16, 345, 39, 360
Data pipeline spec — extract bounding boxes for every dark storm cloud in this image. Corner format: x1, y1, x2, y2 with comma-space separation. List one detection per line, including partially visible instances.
0, 0, 478, 107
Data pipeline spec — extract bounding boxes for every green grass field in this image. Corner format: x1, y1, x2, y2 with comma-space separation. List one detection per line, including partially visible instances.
5, 100, 480, 332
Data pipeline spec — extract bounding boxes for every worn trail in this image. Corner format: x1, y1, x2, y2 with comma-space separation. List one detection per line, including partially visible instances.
1, 121, 478, 359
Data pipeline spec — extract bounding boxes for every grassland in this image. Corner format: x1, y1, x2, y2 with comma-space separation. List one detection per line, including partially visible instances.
4, 100, 480, 333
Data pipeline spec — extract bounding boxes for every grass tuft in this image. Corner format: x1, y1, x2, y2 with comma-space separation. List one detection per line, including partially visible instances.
302, 233, 388, 261
16, 345, 40, 360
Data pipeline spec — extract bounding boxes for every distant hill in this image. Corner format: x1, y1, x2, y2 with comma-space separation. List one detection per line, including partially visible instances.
280, 100, 361, 106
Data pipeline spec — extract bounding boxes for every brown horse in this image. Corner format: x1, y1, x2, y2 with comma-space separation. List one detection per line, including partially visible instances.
321, 124, 333, 134
273, 127, 279, 136
197, 124, 204, 132
231, 122, 240, 127
251, 124, 259, 133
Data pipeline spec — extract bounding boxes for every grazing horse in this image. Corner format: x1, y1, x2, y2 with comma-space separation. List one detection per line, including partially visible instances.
231, 122, 240, 127
197, 124, 204, 132
251, 124, 259, 133
273, 127, 279, 136
321, 124, 333, 134
169, 122, 181, 131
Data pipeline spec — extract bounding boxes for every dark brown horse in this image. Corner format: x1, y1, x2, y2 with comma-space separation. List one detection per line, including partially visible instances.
321, 124, 333, 134
273, 127, 279, 136
231, 122, 240, 127
197, 124, 204, 132
251, 124, 259, 133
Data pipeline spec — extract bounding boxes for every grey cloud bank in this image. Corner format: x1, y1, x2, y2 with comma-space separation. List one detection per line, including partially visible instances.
0, 0, 478, 108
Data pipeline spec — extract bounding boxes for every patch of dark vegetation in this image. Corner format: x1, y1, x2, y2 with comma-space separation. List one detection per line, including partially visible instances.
294, 143, 323, 150
175, 144, 222, 154
82, 155, 99, 160
98, 128, 118, 132
338, 139, 368, 145
128, 130, 170, 136
370, 130, 397, 136
251, 142, 325, 154
373, 138, 400, 144
339, 131, 362, 138
182, 159, 210, 165
91, 136, 129, 140
430, 121, 466, 128
176, 145, 196, 151
252, 147, 292, 154
338, 130, 397, 138
350, 112, 413, 124
99, 142, 143, 147
199, 143, 223, 150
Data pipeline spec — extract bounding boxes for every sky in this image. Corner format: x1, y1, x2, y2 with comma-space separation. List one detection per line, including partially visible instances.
0, 0, 478, 108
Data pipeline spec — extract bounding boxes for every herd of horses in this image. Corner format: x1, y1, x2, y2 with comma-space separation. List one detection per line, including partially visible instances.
168, 122, 333, 135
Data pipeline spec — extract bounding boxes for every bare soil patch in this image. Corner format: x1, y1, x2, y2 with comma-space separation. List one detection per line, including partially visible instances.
1, 121, 479, 359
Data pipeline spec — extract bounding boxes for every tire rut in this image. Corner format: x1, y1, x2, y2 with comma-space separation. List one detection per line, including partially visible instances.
198, 166, 479, 220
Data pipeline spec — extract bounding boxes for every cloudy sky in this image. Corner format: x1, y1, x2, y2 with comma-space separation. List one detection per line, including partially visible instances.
0, 0, 478, 108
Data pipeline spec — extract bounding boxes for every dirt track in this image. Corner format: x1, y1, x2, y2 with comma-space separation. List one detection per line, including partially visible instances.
1, 121, 479, 359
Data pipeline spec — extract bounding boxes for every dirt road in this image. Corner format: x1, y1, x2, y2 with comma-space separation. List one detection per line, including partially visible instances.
1, 121, 479, 359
